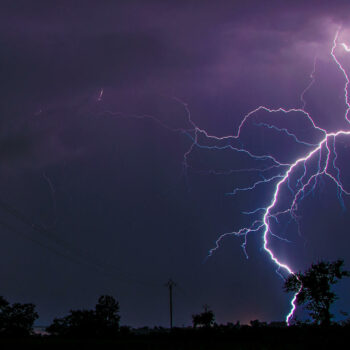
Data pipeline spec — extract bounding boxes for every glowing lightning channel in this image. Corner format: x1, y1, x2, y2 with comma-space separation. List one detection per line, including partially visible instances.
97, 30, 350, 325
300, 56, 317, 109
98, 88, 104, 102
342, 43, 350, 52
199, 30, 350, 325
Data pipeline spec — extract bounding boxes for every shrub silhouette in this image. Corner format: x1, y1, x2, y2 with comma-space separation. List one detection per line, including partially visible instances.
192, 305, 215, 328
47, 295, 120, 337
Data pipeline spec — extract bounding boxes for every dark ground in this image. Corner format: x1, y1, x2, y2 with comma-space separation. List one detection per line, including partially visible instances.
1, 325, 349, 350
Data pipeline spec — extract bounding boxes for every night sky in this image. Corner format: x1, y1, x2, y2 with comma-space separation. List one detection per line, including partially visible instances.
1, 0, 350, 327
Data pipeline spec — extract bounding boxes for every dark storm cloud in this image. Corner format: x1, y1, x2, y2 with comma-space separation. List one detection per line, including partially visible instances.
0, 0, 348, 113
1, 0, 343, 95
1, 0, 350, 328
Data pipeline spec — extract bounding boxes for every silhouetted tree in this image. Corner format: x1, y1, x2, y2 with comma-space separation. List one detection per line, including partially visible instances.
47, 295, 120, 337
0, 296, 9, 329
95, 295, 120, 336
284, 259, 350, 326
52, 310, 97, 337
0, 296, 38, 336
192, 305, 215, 328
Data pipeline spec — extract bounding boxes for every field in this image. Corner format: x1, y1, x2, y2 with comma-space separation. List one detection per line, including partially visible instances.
0, 325, 348, 349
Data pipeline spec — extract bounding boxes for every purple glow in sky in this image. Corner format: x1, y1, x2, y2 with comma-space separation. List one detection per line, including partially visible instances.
1, 1, 350, 327
168, 29, 350, 324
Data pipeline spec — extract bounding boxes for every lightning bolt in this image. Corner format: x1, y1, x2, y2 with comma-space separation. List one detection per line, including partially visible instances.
97, 88, 104, 102
197, 30, 350, 324
342, 43, 350, 52
96, 30, 350, 325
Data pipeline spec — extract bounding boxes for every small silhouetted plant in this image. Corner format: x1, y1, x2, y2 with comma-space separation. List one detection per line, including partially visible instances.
284, 259, 350, 326
0, 296, 38, 336
192, 305, 215, 328
250, 319, 267, 328
47, 295, 120, 337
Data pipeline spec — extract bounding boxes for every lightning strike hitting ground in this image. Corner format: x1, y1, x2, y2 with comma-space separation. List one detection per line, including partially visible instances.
99, 30, 350, 325
200, 30, 350, 324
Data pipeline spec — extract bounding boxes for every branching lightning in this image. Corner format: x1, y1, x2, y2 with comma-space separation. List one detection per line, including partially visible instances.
197, 30, 350, 324
342, 43, 350, 52
97, 30, 350, 324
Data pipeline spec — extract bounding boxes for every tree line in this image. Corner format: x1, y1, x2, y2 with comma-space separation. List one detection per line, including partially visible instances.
0, 259, 349, 337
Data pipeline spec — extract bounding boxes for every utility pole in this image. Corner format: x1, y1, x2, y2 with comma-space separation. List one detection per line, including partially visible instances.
165, 279, 176, 329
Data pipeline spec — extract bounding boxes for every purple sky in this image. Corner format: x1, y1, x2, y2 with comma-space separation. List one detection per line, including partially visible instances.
1, 0, 350, 327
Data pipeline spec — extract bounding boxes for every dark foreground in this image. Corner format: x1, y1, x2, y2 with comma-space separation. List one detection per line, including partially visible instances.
1, 325, 350, 350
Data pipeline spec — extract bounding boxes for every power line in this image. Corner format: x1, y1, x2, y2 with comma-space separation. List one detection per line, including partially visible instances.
0, 198, 160, 289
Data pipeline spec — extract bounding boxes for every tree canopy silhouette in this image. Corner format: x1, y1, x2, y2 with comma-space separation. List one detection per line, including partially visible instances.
192, 305, 215, 328
284, 259, 350, 326
47, 295, 120, 337
0, 296, 38, 336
